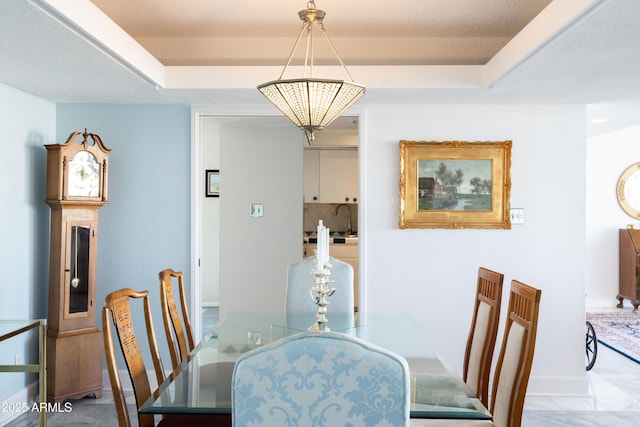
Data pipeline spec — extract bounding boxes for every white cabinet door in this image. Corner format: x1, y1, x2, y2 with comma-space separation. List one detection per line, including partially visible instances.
318, 149, 358, 203
329, 244, 359, 309
305, 243, 359, 310
304, 149, 358, 203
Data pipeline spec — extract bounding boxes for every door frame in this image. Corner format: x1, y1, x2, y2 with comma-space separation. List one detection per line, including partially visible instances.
190, 106, 366, 339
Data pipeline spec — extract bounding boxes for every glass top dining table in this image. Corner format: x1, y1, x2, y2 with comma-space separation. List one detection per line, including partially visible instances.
140, 312, 491, 420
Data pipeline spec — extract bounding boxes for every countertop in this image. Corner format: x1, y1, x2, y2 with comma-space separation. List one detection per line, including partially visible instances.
304, 235, 358, 245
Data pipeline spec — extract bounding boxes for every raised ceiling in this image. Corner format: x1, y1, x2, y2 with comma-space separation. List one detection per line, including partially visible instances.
1, 0, 640, 134
88, 0, 553, 66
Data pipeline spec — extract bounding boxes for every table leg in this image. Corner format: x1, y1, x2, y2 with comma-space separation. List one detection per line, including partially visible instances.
39, 321, 46, 427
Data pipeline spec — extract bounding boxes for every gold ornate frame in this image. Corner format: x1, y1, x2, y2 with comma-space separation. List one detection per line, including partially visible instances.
399, 140, 512, 229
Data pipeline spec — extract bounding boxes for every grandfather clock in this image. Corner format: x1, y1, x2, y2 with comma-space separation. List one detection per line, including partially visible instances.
45, 129, 110, 402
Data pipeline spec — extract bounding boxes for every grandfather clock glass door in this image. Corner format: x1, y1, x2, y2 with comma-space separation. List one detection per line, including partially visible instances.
67, 224, 91, 316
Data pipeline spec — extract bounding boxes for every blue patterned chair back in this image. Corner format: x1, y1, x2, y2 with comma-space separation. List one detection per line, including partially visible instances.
232, 331, 410, 427
285, 256, 355, 331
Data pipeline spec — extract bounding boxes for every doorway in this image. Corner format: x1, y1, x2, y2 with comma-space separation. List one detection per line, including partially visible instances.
191, 111, 363, 338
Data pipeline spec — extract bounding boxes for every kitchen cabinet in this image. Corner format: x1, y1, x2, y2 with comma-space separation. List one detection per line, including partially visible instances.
304, 149, 358, 203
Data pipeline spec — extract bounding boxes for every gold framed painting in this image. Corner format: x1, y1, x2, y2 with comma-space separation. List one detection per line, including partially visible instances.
399, 140, 512, 229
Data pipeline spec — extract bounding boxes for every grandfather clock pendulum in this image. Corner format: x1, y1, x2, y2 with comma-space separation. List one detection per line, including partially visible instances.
45, 129, 110, 402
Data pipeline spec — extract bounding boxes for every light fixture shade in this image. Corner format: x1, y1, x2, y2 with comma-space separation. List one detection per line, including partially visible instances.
257, 1, 365, 142
258, 78, 365, 137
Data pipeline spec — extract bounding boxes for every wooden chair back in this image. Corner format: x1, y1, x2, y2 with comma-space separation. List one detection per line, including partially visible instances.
489, 280, 542, 427
463, 267, 504, 407
159, 268, 195, 371
102, 288, 165, 427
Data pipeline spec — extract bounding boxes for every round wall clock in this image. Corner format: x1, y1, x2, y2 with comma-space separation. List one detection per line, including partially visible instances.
617, 162, 640, 219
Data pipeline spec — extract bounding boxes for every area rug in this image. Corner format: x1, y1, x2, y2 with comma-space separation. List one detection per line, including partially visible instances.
586, 312, 640, 364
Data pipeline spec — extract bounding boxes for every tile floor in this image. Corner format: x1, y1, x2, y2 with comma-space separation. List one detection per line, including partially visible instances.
522, 340, 640, 425
6, 307, 640, 426
522, 306, 640, 426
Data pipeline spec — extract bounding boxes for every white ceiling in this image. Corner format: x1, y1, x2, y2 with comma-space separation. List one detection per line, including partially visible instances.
1, 0, 640, 135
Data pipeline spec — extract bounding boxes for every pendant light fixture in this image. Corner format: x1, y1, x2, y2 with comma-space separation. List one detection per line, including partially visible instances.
257, 0, 365, 143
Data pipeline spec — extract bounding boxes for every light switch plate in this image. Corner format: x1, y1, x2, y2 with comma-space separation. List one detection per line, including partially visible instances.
247, 331, 262, 345
250, 204, 264, 217
510, 208, 524, 224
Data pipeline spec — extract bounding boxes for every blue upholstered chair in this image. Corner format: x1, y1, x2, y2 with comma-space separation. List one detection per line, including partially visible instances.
285, 256, 355, 331
232, 331, 411, 427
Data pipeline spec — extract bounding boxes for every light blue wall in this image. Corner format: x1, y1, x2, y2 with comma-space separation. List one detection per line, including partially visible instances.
0, 82, 55, 402
56, 104, 191, 372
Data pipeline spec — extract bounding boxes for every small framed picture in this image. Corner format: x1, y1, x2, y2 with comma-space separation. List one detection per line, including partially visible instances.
206, 169, 220, 197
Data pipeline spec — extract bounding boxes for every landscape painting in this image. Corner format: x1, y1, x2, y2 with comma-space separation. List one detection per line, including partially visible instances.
417, 159, 492, 211
399, 140, 511, 229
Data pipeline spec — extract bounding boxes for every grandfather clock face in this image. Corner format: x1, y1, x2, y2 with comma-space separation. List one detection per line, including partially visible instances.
68, 151, 100, 198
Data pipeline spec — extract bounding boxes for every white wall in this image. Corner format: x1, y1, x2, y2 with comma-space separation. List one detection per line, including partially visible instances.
0, 82, 599, 409
219, 121, 303, 316
361, 104, 587, 395
586, 124, 640, 307
201, 117, 221, 306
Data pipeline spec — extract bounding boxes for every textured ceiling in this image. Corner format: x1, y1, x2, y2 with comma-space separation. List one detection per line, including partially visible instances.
1, 0, 640, 135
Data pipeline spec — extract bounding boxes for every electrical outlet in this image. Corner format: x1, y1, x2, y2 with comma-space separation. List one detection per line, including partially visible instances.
510, 208, 524, 224
15, 352, 22, 365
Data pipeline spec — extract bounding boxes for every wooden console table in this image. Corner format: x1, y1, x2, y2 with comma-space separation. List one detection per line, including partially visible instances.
618, 228, 640, 311
0, 319, 47, 426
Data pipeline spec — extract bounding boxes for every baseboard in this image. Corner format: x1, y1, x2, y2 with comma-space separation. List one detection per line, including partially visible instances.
586, 297, 623, 310
0, 381, 39, 425
202, 301, 219, 308
102, 368, 170, 394
526, 375, 589, 397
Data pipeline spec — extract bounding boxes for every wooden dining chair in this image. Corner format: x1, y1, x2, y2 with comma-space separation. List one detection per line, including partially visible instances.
103, 288, 226, 427
410, 280, 541, 427
463, 267, 504, 407
159, 268, 195, 371
285, 255, 355, 331
488, 279, 542, 427
102, 288, 166, 427
232, 331, 411, 427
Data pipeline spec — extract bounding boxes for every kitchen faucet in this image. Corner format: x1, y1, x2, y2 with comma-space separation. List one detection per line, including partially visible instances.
333, 204, 353, 235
